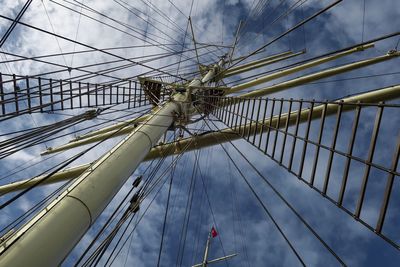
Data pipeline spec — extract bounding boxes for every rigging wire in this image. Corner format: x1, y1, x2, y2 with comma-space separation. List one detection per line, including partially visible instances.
0, 43, 216, 92
76, 148, 172, 266
41, 0, 70, 68
57, 0, 181, 48
104, 125, 205, 266
0, 14, 185, 80
2, 1, 397, 265
224, 31, 400, 87
0, 106, 153, 210
225, 0, 342, 72
113, 0, 182, 45
227, 157, 251, 267
175, 147, 199, 267
73, 180, 138, 266
166, 0, 224, 59
193, 148, 230, 267
60, 0, 216, 63
238, 0, 308, 52
69, 0, 85, 75
99, 130, 202, 266
0, 44, 203, 83
202, 102, 347, 265
361, 0, 366, 43
0, 44, 182, 65
198, 113, 306, 266
156, 155, 176, 267
80, 102, 192, 265
0, 0, 33, 48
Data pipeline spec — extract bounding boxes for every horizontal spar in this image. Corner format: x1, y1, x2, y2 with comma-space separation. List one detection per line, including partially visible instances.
239, 50, 400, 98
40, 111, 154, 155
228, 44, 375, 94
223, 50, 304, 78
0, 164, 91, 195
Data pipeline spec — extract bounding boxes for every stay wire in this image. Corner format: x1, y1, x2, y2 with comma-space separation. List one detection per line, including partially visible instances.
156, 155, 176, 267
361, 0, 366, 43
122, 212, 139, 266
175, 147, 199, 267
84, 210, 133, 267
0, 109, 91, 149
41, 0, 69, 68
0, 103, 134, 159
26, 107, 153, 147
225, 31, 400, 87
70, 0, 84, 71
89, 135, 182, 266
0, 118, 85, 160
193, 148, 230, 267
0, 43, 199, 84
102, 154, 176, 267
227, 158, 251, 267
80, 152, 168, 266
175, 0, 195, 77
139, 0, 192, 38
206, 111, 346, 266
78, 122, 177, 266
0, 169, 75, 235
0, 105, 152, 210
59, 0, 179, 48
166, 0, 223, 58
113, 0, 182, 46
106, 125, 205, 266
74, 184, 138, 266
238, 0, 307, 52
114, 0, 186, 46
199, 114, 306, 267
65, 0, 206, 63
225, 0, 342, 73
0, 14, 184, 80
0, 43, 217, 95
0, 0, 33, 48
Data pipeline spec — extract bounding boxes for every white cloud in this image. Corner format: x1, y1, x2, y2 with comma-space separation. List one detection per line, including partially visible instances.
0, 0, 400, 266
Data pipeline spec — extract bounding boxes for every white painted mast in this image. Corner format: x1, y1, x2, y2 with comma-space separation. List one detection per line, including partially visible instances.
0, 55, 226, 267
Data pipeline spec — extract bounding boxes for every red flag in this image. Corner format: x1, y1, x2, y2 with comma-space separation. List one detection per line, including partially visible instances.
211, 227, 218, 238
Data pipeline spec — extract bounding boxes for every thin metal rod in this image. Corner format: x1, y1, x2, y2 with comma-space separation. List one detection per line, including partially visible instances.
298, 101, 314, 178
279, 99, 293, 164
375, 132, 400, 233
310, 102, 327, 186
322, 103, 343, 194
355, 104, 384, 218
338, 105, 361, 205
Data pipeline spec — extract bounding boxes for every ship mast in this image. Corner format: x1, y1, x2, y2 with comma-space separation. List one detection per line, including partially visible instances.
0, 1, 400, 266
0, 55, 227, 267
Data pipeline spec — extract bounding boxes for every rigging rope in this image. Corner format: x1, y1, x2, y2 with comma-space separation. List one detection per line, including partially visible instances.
200, 115, 306, 267
0, 106, 152, 210
206, 112, 346, 266
156, 156, 176, 267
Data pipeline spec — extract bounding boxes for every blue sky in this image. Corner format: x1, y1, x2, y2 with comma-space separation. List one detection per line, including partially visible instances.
0, 0, 400, 266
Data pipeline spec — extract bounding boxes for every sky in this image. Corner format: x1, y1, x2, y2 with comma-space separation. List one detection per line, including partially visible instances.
0, 0, 400, 266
